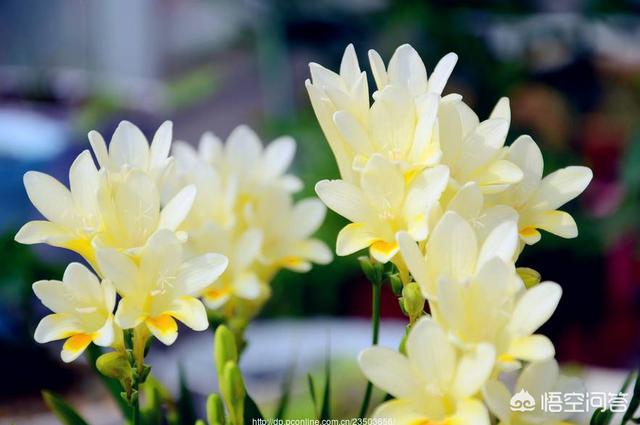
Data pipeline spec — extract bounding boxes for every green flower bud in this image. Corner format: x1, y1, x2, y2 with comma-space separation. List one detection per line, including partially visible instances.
207, 393, 226, 425
195, 420, 207, 425
96, 351, 131, 381
358, 256, 383, 285
220, 361, 245, 425
214, 325, 238, 376
517, 267, 541, 288
402, 282, 425, 322
389, 273, 403, 296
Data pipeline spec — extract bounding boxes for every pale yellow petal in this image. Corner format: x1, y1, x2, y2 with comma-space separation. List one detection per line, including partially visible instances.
168, 297, 208, 331
530, 166, 593, 211
510, 282, 562, 337
109, 121, 150, 170
358, 347, 420, 399
34, 314, 81, 343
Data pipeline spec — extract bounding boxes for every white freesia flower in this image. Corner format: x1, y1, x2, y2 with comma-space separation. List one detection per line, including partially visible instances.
398, 211, 520, 297
398, 211, 561, 366
96, 230, 228, 345
307, 44, 457, 182
88, 120, 174, 184
33, 263, 116, 362
438, 96, 523, 194
483, 359, 584, 425
246, 187, 332, 273
316, 155, 449, 263
494, 135, 593, 245
169, 127, 331, 313
16, 136, 196, 266
191, 225, 267, 310
359, 317, 494, 425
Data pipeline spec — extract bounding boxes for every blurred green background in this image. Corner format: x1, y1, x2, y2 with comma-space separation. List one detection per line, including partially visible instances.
2, 0, 640, 421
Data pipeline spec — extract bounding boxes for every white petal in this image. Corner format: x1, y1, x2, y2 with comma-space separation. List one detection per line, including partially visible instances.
158, 185, 196, 231
290, 198, 326, 239
428, 52, 458, 95
451, 398, 490, 425
34, 314, 81, 343
426, 211, 478, 282
530, 166, 593, 211
92, 316, 115, 347
23, 171, 76, 227
61, 334, 92, 363
168, 297, 208, 331
361, 154, 404, 210
446, 182, 483, 219
388, 44, 428, 96
88, 130, 109, 168
482, 380, 512, 423
452, 343, 495, 398
510, 282, 562, 337
507, 135, 543, 202
149, 121, 172, 169
113, 170, 160, 246
69, 150, 99, 216
339, 43, 361, 86
516, 358, 558, 398
336, 223, 378, 256
109, 121, 150, 170
262, 136, 296, 179
178, 253, 228, 295
234, 229, 263, 269
33, 280, 71, 313
334, 110, 372, 154
358, 346, 419, 399
315, 180, 372, 223
477, 219, 518, 268
15, 221, 74, 245
368, 49, 388, 90
198, 131, 223, 162
96, 248, 139, 296
145, 315, 178, 345
372, 400, 424, 425
404, 165, 449, 218
63, 262, 102, 305
406, 317, 455, 391
296, 239, 333, 265
234, 273, 263, 300
508, 335, 555, 361
489, 97, 510, 122
533, 210, 578, 238
225, 125, 262, 173
115, 296, 146, 329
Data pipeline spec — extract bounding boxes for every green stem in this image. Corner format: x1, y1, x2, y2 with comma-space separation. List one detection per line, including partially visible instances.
358, 280, 382, 418
131, 394, 140, 425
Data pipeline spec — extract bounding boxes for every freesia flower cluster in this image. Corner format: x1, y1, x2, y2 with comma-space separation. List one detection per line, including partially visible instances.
308, 44, 592, 424
17, 121, 329, 363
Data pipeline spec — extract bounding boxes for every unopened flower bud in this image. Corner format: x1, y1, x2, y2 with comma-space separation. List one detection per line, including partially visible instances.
517, 267, 541, 288
214, 325, 238, 376
358, 256, 383, 285
389, 273, 403, 296
402, 282, 425, 322
207, 393, 226, 425
220, 361, 245, 425
96, 351, 131, 381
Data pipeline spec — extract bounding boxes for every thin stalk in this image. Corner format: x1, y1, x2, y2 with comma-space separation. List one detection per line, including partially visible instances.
358, 280, 382, 418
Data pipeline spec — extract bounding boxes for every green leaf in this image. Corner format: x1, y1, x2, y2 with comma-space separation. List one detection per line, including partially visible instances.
195, 420, 207, 425
590, 370, 636, 425
42, 391, 90, 425
623, 370, 640, 424
274, 363, 296, 420
320, 358, 331, 421
140, 378, 163, 425
307, 374, 318, 417
177, 365, 197, 425
243, 393, 264, 424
